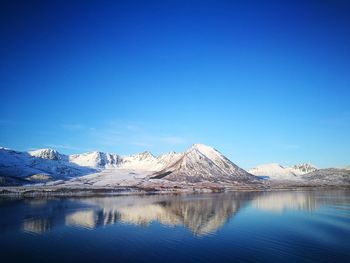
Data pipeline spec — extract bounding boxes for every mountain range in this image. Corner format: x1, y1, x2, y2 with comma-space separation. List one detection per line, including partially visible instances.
248, 163, 318, 180
0, 144, 349, 188
0, 144, 258, 186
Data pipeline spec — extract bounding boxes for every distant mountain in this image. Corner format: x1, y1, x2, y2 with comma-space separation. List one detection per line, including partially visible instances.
29, 149, 64, 161
0, 148, 95, 183
292, 163, 317, 174
69, 151, 121, 168
151, 144, 258, 183
30, 149, 181, 171
248, 163, 317, 180
0, 144, 257, 186
5, 145, 348, 188
119, 151, 181, 171
302, 168, 350, 184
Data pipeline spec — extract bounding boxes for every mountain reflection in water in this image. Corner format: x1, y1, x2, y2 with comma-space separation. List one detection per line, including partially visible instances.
0, 190, 348, 236
65, 192, 255, 235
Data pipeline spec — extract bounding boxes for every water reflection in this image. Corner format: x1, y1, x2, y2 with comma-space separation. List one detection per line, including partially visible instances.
22, 218, 51, 234
66, 210, 99, 229
253, 191, 319, 213
77, 192, 257, 235
0, 190, 348, 236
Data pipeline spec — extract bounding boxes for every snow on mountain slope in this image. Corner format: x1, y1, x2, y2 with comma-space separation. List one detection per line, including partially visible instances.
29, 149, 64, 160
119, 151, 181, 171
156, 151, 182, 168
65, 151, 183, 187
248, 163, 317, 180
0, 148, 44, 177
302, 168, 350, 184
119, 151, 158, 170
0, 146, 183, 186
29, 149, 122, 169
0, 144, 258, 186
69, 151, 121, 168
151, 144, 258, 183
291, 163, 317, 175
68, 168, 146, 187
0, 148, 95, 184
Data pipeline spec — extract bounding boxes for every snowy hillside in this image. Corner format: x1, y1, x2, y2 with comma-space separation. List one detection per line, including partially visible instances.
292, 163, 318, 174
69, 151, 121, 168
0, 147, 184, 186
248, 163, 317, 180
29, 148, 64, 161
119, 151, 182, 171
150, 144, 258, 183
1, 144, 349, 188
0, 148, 95, 184
302, 168, 350, 184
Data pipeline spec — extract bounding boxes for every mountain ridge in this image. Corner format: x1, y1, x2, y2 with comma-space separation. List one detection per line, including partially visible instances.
151, 144, 257, 183
248, 163, 317, 180
0, 144, 259, 186
1, 145, 348, 187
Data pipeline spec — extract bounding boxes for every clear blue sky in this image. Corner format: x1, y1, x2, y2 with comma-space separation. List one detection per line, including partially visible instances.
1, 0, 349, 169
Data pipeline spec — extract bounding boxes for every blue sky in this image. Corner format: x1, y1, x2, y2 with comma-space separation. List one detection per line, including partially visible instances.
1, 0, 350, 169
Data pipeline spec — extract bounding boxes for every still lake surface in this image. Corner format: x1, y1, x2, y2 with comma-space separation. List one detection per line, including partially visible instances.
0, 190, 349, 263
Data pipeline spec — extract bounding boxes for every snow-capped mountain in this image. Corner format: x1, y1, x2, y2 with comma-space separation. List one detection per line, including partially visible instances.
69, 151, 121, 168
248, 163, 317, 180
1, 144, 348, 187
120, 151, 159, 170
0, 148, 95, 182
29, 149, 122, 169
302, 168, 350, 184
29, 148, 64, 161
151, 144, 258, 183
119, 151, 182, 171
0, 144, 257, 186
292, 163, 318, 174
156, 151, 182, 168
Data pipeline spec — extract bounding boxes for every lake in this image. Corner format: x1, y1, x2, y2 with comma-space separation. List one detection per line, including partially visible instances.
0, 190, 349, 263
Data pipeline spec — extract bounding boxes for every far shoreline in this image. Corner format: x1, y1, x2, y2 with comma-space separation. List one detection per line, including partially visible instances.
1, 183, 349, 198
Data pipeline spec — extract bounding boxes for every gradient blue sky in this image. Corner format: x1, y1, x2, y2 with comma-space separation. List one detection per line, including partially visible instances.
1, 0, 350, 169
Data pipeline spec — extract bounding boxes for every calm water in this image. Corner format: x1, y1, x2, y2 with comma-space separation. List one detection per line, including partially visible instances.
0, 190, 349, 263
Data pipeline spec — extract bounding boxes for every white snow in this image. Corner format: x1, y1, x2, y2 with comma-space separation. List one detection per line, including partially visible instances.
0, 148, 95, 180
248, 163, 317, 180
119, 151, 181, 171
68, 168, 148, 187
151, 144, 256, 183
0, 146, 183, 185
69, 151, 121, 168
1, 143, 321, 186
29, 149, 63, 160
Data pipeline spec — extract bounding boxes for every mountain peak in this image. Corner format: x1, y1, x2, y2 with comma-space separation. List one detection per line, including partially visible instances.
152, 144, 258, 183
187, 144, 220, 159
69, 151, 121, 168
292, 163, 317, 172
29, 148, 63, 160
190, 143, 215, 151
249, 162, 318, 180
130, 151, 155, 160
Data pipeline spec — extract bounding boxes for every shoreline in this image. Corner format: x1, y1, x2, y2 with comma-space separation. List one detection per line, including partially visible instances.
1, 183, 349, 198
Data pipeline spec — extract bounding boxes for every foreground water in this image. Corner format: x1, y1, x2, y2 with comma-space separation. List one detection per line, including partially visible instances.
0, 190, 349, 263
